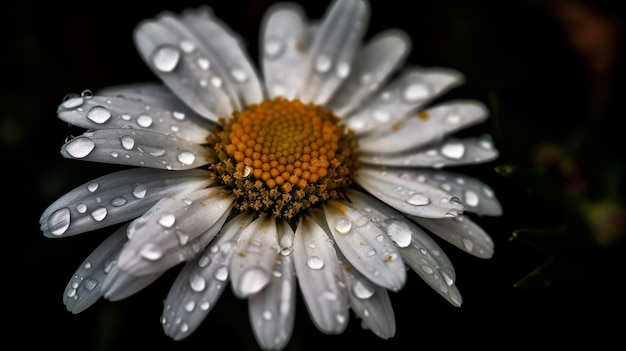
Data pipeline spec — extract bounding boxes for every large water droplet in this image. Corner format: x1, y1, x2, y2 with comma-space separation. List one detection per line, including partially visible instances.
133, 184, 147, 198
334, 218, 352, 234
407, 193, 430, 206
383, 219, 412, 248
231, 68, 248, 83
306, 256, 324, 270
90, 207, 107, 221
152, 45, 181, 72
315, 55, 332, 73
62, 96, 84, 109
190, 274, 206, 291
462, 238, 474, 252
177, 151, 195, 165
196, 57, 210, 71
120, 135, 135, 150
404, 83, 430, 101
336, 62, 351, 78
441, 142, 465, 159
464, 190, 479, 207
215, 265, 229, 281
48, 207, 71, 236
65, 137, 95, 158
180, 40, 196, 53
137, 115, 153, 128
352, 280, 375, 299
140, 243, 163, 261
264, 37, 285, 59
110, 196, 127, 207
87, 106, 112, 124
158, 213, 176, 228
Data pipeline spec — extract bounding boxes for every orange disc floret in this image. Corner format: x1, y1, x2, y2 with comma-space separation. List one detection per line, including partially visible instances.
209, 97, 359, 220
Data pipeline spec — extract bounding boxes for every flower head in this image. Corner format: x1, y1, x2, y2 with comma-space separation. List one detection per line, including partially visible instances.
40, 0, 502, 349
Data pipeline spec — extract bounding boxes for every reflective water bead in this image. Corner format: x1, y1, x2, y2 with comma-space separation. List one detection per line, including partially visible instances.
464, 190, 479, 207
87, 182, 99, 192
441, 142, 465, 159
264, 37, 285, 58
352, 280, 375, 299
189, 274, 206, 292
120, 135, 135, 150
179, 40, 196, 53
334, 218, 352, 234
65, 137, 95, 158
132, 184, 147, 198
152, 44, 181, 72
158, 213, 176, 228
110, 196, 127, 207
62, 96, 84, 109
177, 151, 195, 165
86, 105, 112, 124
140, 243, 164, 261
404, 83, 430, 101
136, 114, 153, 127
315, 55, 332, 73
196, 57, 210, 71
184, 300, 195, 312
215, 265, 229, 281
90, 207, 107, 221
407, 193, 430, 206
306, 256, 324, 270
49, 207, 71, 236
231, 68, 248, 83
336, 62, 351, 78
382, 219, 412, 248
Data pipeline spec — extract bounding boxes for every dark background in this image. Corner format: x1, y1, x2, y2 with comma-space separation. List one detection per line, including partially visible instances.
4, 0, 625, 349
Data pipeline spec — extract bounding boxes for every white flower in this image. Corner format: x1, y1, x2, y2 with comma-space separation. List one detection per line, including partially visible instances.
40, 0, 502, 349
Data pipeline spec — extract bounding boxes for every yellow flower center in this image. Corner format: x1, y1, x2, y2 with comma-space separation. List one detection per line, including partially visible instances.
210, 97, 358, 220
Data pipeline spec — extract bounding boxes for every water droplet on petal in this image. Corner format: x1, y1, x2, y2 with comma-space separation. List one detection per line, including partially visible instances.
86, 106, 112, 124
196, 57, 210, 71
462, 238, 474, 252
231, 68, 248, 83
158, 214, 176, 228
215, 265, 229, 281
62, 96, 84, 109
120, 135, 135, 150
441, 142, 465, 159
464, 190, 479, 207
334, 218, 352, 234
239, 268, 269, 295
136, 115, 153, 127
352, 280, 375, 299
110, 196, 127, 207
177, 151, 195, 165
336, 62, 351, 78
404, 83, 430, 101
184, 300, 195, 312
306, 256, 324, 270
407, 193, 430, 206
84, 278, 98, 291
383, 219, 412, 248
66, 137, 95, 158
49, 208, 71, 236
152, 44, 180, 72
190, 275, 206, 291
265, 37, 284, 58
133, 184, 147, 198
315, 55, 332, 73
87, 182, 99, 192
140, 243, 163, 261
90, 206, 107, 221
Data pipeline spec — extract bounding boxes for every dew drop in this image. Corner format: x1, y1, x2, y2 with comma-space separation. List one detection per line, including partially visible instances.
306, 256, 324, 270
140, 243, 163, 261
65, 137, 95, 158
215, 265, 229, 281
441, 142, 465, 159
120, 135, 135, 150
407, 193, 430, 206
132, 184, 147, 198
264, 37, 285, 58
190, 274, 206, 291
152, 45, 180, 72
315, 55, 332, 73
336, 62, 351, 78
352, 280, 375, 299
464, 190, 479, 207
239, 268, 270, 295
176, 230, 189, 245
200, 301, 210, 310
48, 207, 71, 236
231, 68, 248, 83
383, 219, 412, 248
198, 255, 211, 268
334, 218, 352, 234
420, 264, 434, 275
87, 182, 99, 192
158, 213, 176, 228
90, 207, 107, 221
83, 278, 98, 291
263, 310, 273, 320
172, 111, 186, 120
136, 114, 153, 127
446, 113, 461, 125
86, 106, 112, 124
404, 83, 430, 101
211, 77, 223, 88
110, 196, 127, 207
462, 238, 474, 252
196, 57, 210, 71
184, 300, 195, 312
372, 110, 390, 122
177, 151, 195, 165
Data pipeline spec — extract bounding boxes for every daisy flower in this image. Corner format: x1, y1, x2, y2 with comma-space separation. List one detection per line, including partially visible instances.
40, 0, 502, 349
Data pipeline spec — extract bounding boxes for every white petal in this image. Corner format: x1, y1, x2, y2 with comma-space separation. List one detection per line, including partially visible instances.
261, 3, 308, 99
116, 186, 233, 275
58, 93, 212, 144
411, 215, 495, 259
293, 217, 349, 334
323, 200, 406, 291
134, 7, 263, 121
63, 225, 127, 313
354, 166, 464, 218
344, 189, 461, 305
328, 29, 410, 117
400, 169, 502, 216
339, 256, 395, 339
162, 212, 255, 340
357, 100, 489, 154
359, 135, 498, 168
60, 129, 215, 170
298, 0, 369, 104
230, 216, 281, 298
40, 168, 213, 237
249, 221, 297, 350
345, 67, 464, 135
